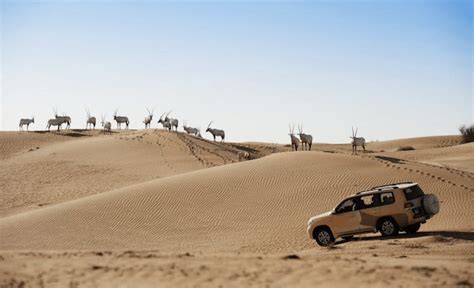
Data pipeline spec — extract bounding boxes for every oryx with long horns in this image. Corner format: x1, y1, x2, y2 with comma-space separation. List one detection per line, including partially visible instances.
143, 107, 154, 129
351, 126, 366, 154
158, 111, 178, 132
86, 108, 96, 130
101, 114, 112, 134
298, 124, 313, 151
289, 124, 300, 151
206, 121, 225, 142
53, 108, 71, 130
113, 109, 129, 129
183, 121, 200, 136
19, 117, 35, 131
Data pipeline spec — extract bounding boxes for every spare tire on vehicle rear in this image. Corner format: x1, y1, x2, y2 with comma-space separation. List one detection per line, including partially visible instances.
423, 194, 440, 216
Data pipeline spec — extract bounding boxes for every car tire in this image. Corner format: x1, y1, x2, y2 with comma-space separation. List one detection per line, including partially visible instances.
404, 223, 421, 234
313, 227, 335, 247
378, 218, 399, 237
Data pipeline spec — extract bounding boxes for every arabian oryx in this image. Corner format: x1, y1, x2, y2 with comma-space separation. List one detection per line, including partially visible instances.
113, 109, 129, 129
351, 127, 366, 154
46, 118, 67, 132
19, 117, 34, 131
53, 108, 71, 130
206, 121, 225, 142
288, 124, 300, 151
237, 151, 250, 161
101, 114, 112, 134
158, 112, 179, 132
298, 124, 313, 151
86, 108, 96, 130
183, 121, 200, 136
143, 107, 154, 129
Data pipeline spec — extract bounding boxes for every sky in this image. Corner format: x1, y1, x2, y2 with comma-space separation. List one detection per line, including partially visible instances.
1, 0, 472, 143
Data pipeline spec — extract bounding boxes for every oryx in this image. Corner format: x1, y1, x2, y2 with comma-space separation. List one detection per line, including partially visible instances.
158, 111, 179, 132
19, 117, 35, 131
183, 121, 200, 136
298, 124, 313, 151
86, 108, 96, 130
53, 108, 71, 130
289, 124, 300, 151
206, 121, 225, 142
237, 151, 250, 161
113, 109, 129, 129
101, 114, 112, 134
143, 107, 154, 129
46, 118, 67, 132
351, 126, 366, 154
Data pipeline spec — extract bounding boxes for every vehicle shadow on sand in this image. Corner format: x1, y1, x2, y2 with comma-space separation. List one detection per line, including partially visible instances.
335, 231, 474, 246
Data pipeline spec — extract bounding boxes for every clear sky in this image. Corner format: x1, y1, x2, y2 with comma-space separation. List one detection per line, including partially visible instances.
1, 0, 472, 143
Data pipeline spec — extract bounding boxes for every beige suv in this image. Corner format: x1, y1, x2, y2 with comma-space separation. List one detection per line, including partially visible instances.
307, 182, 440, 246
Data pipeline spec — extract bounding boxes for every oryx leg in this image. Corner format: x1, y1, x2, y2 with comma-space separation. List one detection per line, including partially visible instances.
362, 144, 366, 153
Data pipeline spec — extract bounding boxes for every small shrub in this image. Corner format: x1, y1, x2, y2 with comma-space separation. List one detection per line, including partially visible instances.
397, 146, 415, 151
459, 124, 474, 143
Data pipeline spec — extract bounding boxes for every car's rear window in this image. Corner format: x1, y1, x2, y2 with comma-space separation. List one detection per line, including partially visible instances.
403, 185, 424, 200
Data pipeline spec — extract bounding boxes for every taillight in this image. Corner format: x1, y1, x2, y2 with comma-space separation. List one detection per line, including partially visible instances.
404, 202, 414, 208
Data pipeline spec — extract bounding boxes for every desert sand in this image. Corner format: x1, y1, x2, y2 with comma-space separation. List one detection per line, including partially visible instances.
0, 130, 472, 287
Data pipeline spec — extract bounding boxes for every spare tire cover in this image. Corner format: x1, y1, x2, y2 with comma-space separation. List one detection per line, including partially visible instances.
423, 194, 440, 215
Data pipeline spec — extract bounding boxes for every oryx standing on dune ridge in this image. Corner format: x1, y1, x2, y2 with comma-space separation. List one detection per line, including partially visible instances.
183, 121, 200, 136
206, 121, 225, 142
351, 126, 366, 154
46, 118, 67, 132
298, 124, 313, 151
19, 117, 34, 131
86, 108, 96, 130
158, 111, 179, 132
53, 108, 71, 130
101, 114, 112, 134
113, 109, 129, 129
157, 113, 172, 131
143, 107, 154, 129
289, 124, 300, 151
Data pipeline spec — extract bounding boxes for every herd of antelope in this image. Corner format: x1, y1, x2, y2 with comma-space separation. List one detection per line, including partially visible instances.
19, 108, 367, 154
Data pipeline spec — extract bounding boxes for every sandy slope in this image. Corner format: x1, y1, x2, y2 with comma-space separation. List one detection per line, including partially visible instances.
0, 130, 241, 216
0, 131, 472, 287
1, 152, 472, 252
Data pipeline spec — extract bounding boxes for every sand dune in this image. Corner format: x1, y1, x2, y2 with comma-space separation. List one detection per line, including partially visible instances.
1, 131, 472, 287
1, 151, 472, 252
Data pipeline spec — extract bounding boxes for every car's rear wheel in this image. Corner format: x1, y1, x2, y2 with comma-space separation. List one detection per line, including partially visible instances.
378, 218, 399, 237
313, 227, 335, 247
404, 223, 421, 234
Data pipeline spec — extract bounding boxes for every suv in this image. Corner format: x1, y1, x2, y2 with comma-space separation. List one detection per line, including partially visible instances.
307, 182, 440, 246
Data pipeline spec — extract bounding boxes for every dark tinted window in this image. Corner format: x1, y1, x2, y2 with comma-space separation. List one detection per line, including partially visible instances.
403, 186, 424, 200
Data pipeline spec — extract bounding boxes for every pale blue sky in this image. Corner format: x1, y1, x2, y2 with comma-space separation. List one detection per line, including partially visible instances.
1, 0, 472, 143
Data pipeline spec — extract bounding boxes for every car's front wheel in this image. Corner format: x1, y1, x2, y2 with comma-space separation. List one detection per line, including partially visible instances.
378, 218, 399, 237
404, 223, 421, 234
313, 227, 335, 247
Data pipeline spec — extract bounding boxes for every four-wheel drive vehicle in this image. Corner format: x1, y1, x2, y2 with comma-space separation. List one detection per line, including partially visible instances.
307, 182, 440, 246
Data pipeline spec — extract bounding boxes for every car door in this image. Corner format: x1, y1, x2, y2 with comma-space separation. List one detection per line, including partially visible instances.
358, 194, 381, 231
332, 199, 362, 236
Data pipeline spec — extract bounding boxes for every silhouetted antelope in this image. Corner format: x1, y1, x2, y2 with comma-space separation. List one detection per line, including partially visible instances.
351, 127, 366, 154
289, 124, 300, 151
86, 108, 96, 130
206, 121, 225, 142
143, 107, 154, 129
101, 114, 112, 134
183, 121, 200, 136
113, 109, 129, 129
298, 124, 313, 151
19, 117, 34, 131
54, 108, 71, 130
47, 118, 67, 132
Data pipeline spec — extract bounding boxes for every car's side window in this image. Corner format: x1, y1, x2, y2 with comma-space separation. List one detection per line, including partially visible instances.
380, 192, 395, 205
354, 195, 376, 210
336, 199, 354, 213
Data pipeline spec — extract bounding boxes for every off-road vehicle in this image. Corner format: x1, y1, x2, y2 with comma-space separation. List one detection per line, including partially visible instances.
307, 182, 440, 246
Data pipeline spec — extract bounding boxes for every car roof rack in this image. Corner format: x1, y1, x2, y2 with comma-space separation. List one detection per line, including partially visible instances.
355, 182, 415, 195
370, 182, 415, 190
